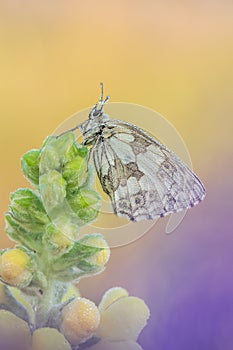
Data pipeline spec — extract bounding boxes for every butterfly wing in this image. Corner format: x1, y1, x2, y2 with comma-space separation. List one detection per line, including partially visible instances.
92, 120, 206, 222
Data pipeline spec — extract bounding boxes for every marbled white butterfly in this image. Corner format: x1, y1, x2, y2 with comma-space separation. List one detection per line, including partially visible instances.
60, 84, 206, 222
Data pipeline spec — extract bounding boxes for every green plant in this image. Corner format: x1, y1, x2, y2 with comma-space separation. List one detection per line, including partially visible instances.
0, 133, 149, 350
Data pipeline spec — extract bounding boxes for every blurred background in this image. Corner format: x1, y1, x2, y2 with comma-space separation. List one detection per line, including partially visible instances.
0, 1, 233, 349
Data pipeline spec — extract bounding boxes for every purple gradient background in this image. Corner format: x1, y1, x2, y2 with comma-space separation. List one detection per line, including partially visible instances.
0, 1, 233, 349
80, 158, 233, 349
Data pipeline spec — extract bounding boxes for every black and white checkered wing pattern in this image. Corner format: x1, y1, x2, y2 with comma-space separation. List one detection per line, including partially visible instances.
92, 120, 206, 222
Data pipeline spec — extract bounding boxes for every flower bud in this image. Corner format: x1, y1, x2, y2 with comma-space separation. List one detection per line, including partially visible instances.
0, 310, 31, 350
60, 297, 100, 345
50, 133, 76, 163
97, 296, 150, 342
21, 149, 40, 186
63, 154, 88, 192
39, 145, 61, 174
51, 235, 109, 276
39, 170, 66, 211
40, 133, 77, 173
79, 234, 110, 268
0, 249, 33, 288
32, 328, 71, 350
64, 142, 82, 163
68, 188, 101, 225
98, 287, 129, 312
43, 223, 73, 255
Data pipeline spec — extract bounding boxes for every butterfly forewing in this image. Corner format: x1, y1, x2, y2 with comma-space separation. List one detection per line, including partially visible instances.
92, 120, 206, 222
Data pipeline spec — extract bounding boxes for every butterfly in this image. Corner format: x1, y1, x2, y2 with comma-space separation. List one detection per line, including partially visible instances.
62, 83, 206, 222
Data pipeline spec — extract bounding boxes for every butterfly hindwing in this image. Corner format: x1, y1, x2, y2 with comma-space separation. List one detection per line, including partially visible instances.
92, 120, 206, 222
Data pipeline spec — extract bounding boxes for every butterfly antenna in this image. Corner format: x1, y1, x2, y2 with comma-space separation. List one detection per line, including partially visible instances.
99, 83, 110, 111
91, 82, 104, 112
99, 82, 104, 104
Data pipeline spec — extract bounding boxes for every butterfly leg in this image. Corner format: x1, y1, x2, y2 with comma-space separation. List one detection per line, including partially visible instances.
85, 135, 101, 173
56, 122, 84, 138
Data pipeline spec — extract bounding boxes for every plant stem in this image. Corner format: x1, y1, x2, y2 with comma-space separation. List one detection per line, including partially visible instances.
34, 279, 55, 328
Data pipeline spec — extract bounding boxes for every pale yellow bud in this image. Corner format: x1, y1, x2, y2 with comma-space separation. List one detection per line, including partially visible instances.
50, 230, 73, 254
99, 287, 129, 312
32, 328, 71, 350
97, 296, 150, 342
60, 297, 100, 345
81, 234, 110, 267
0, 249, 32, 287
0, 310, 31, 349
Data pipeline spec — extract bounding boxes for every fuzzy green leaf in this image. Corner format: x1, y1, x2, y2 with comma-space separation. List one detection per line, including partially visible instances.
63, 155, 88, 191
21, 149, 40, 186
54, 264, 104, 282
68, 188, 101, 225
39, 145, 61, 175
39, 171, 67, 212
9, 188, 49, 225
52, 241, 103, 271
5, 213, 44, 251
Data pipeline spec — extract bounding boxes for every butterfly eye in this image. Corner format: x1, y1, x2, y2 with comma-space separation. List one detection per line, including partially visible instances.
93, 109, 102, 117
